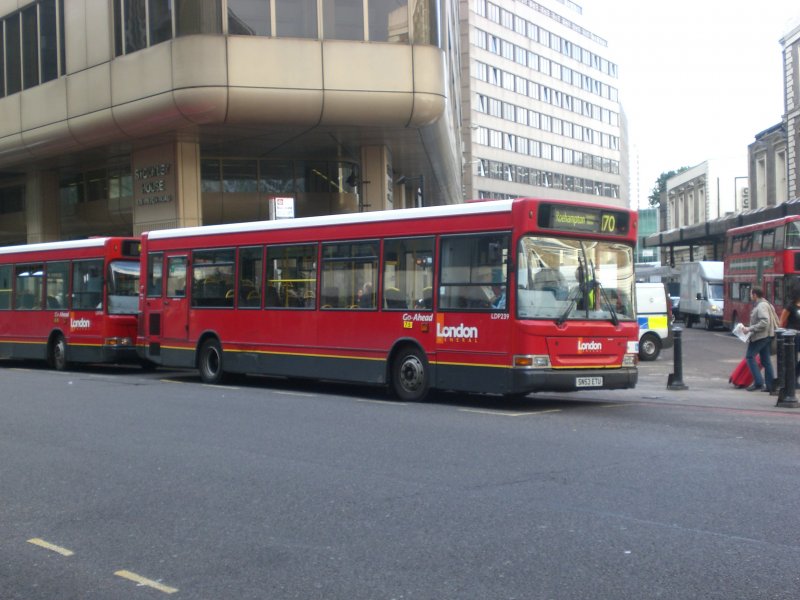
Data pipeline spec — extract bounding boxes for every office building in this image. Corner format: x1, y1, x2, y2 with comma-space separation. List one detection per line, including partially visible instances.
0, 0, 462, 244
459, 0, 628, 207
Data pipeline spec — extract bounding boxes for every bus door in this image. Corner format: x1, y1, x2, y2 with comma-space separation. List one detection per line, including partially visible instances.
161, 254, 189, 345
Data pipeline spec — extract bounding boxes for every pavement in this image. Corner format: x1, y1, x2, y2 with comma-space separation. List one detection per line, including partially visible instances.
573, 326, 800, 413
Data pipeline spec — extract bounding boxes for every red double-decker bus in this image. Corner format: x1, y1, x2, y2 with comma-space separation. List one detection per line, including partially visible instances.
723, 215, 800, 328
138, 198, 639, 400
0, 237, 141, 370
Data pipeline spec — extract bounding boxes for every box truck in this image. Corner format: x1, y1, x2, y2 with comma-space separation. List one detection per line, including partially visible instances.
679, 261, 724, 329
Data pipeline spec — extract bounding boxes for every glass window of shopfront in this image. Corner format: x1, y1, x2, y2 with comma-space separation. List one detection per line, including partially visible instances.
228, 0, 271, 35
259, 160, 294, 194
201, 160, 222, 193
275, 0, 318, 38
222, 160, 258, 193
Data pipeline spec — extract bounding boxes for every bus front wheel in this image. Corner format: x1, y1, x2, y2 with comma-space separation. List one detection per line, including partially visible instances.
49, 334, 68, 371
391, 347, 430, 402
198, 338, 224, 384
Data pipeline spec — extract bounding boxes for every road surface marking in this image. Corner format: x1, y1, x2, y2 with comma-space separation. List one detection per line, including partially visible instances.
27, 538, 74, 556
459, 408, 561, 417
273, 390, 315, 397
355, 398, 408, 406
114, 570, 178, 594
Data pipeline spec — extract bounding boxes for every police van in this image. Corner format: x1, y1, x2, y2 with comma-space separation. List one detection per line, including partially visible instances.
635, 282, 673, 361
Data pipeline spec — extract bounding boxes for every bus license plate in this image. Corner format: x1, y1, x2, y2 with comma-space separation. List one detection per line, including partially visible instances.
576, 376, 603, 387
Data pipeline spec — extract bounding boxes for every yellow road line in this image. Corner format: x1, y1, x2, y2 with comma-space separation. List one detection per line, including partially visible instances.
27, 538, 74, 556
114, 570, 178, 594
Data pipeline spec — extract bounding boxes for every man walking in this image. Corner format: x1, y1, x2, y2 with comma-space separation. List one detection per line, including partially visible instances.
741, 287, 777, 392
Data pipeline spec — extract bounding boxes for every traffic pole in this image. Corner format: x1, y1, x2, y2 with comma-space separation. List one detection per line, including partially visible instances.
772, 328, 785, 397
667, 326, 688, 390
777, 330, 799, 408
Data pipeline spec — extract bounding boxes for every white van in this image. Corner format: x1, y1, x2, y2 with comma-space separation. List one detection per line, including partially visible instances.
635, 282, 674, 361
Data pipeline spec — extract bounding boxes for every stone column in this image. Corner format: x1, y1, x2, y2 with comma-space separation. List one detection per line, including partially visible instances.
25, 170, 60, 243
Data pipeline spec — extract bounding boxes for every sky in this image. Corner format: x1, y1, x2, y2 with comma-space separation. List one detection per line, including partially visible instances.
583, 0, 800, 209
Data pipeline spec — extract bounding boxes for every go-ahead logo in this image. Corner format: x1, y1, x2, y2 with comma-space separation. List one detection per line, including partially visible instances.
577, 339, 602, 352
436, 314, 479, 343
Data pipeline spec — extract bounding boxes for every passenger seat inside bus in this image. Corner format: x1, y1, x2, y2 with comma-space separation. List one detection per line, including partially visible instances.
384, 287, 407, 309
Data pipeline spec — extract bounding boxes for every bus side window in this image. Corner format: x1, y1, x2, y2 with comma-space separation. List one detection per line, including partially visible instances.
166, 256, 187, 298
321, 240, 378, 310
265, 243, 317, 309
0, 265, 12, 310
46, 261, 69, 309
192, 249, 235, 308
147, 252, 164, 297
439, 233, 509, 311
383, 237, 434, 311
15, 264, 44, 310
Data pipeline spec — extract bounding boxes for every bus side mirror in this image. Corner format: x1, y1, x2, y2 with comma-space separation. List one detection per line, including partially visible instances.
696, 292, 702, 300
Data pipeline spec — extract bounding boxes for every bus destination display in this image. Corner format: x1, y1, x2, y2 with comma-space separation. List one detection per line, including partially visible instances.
538, 204, 629, 236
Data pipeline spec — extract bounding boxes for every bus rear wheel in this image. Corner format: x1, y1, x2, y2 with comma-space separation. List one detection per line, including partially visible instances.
48, 334, 68, 371
198, 338, 224, 384
391, 347, 430, 402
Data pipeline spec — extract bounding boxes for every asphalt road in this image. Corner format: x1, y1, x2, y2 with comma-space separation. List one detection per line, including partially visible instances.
1, 328, 799, 599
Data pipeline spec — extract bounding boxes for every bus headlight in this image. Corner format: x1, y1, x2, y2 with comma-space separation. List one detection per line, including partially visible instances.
622, 353, 637, 367
514, 355, 550, 368
104, 337, 132, 347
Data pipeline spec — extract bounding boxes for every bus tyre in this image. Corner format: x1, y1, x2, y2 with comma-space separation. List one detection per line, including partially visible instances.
49, 334, 68, 371
198, 338, 224, 384
639, 332, 661, 361
391, 347, 430, 402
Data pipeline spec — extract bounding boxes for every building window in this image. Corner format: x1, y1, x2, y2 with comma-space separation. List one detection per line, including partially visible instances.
176, 0, 221, 35
5, 14, 22, 95
275, 0, 318, 38
0, 185, 24, 214
228, 0, 271, 35
149, 0, 174, 43
323, 0, 364, 41
369, 0, 410, 43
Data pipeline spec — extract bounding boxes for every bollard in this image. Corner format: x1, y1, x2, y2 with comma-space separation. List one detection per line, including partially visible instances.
777, 329, 799, 408
667, 326, 688, 390
772, 328, 785, 397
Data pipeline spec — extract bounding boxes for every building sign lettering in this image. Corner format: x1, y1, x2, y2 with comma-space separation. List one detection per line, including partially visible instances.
135, 163, 173, 206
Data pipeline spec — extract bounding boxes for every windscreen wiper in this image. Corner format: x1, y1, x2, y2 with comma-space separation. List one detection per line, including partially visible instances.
589, 259, 618, 326
555, 286, 580, 326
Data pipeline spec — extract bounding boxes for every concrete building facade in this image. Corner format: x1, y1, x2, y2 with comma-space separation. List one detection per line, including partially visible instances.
459, 0, 627, 207
0, 0, 463, 244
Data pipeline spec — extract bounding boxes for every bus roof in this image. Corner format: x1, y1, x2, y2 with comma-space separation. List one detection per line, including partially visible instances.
727, 214, 800, 236
146, 200, 516, 240
0, 237, 112, 256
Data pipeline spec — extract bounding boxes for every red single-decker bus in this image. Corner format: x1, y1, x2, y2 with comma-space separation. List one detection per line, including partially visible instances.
138, 198, 639, 400
0, 237, 141, 369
